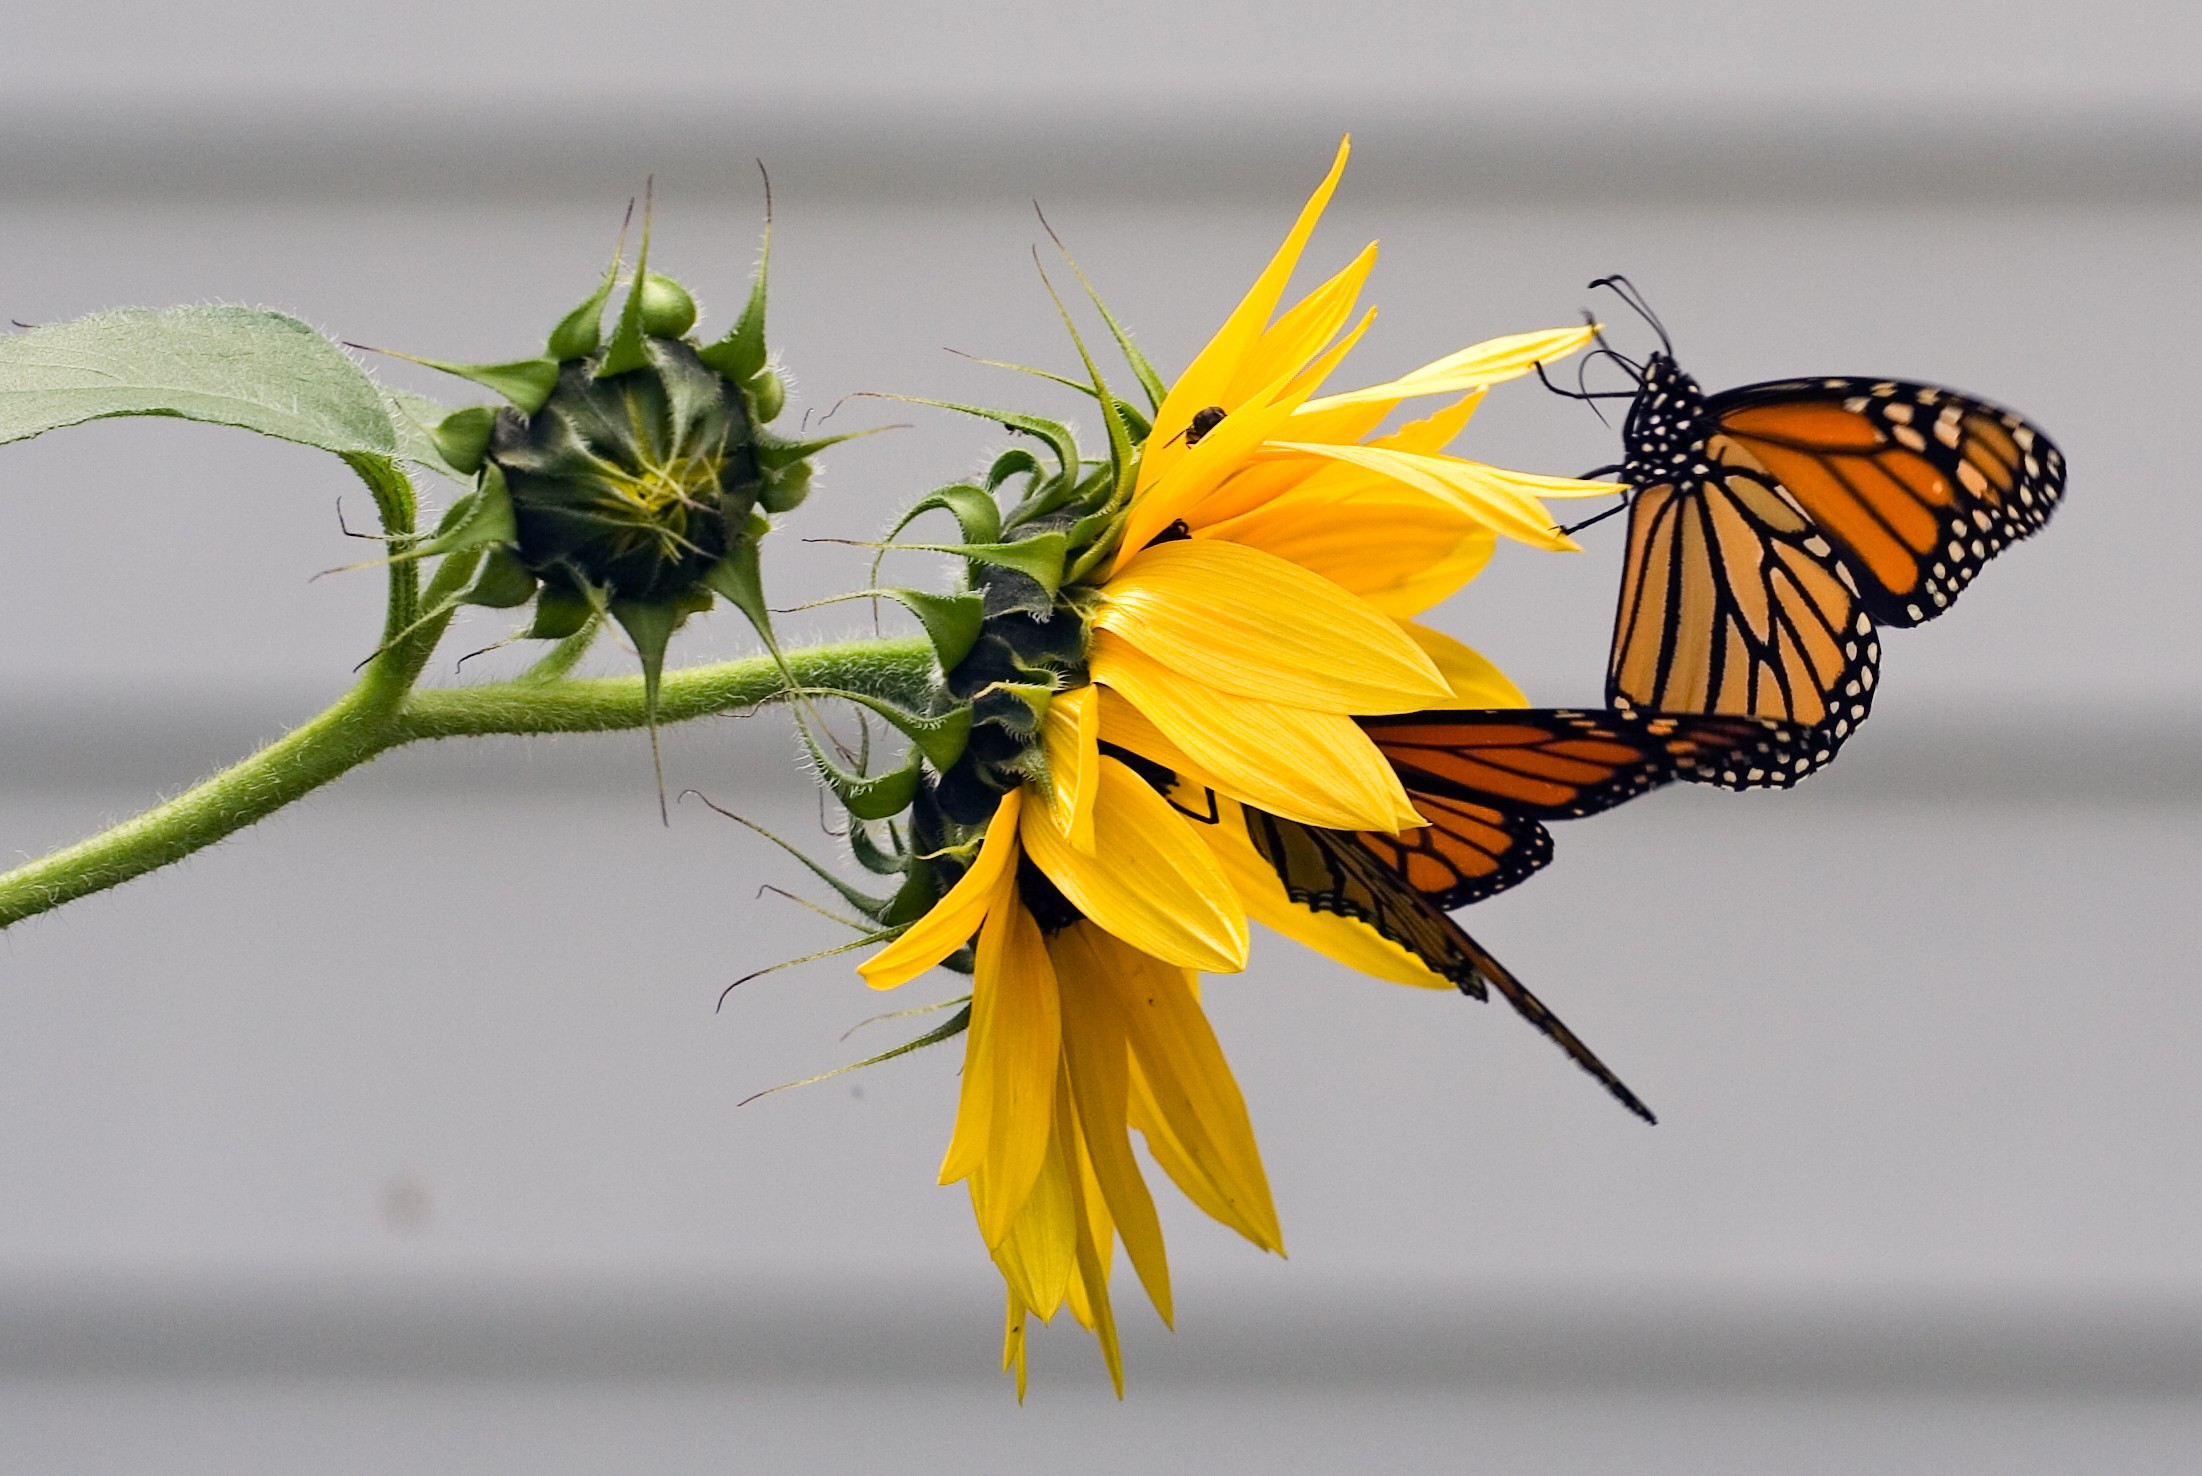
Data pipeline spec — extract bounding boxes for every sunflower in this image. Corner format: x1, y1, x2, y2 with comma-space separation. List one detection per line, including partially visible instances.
857, 135, 1610, 1392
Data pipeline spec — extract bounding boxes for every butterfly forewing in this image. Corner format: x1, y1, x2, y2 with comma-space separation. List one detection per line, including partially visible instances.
1710, 378, 2066, 628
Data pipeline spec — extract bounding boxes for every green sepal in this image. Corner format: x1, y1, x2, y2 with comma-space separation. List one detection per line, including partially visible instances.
876, 588, 984, 670
398, 353, 559, 415
831, 759, 924, 822
880, 395, 1079, 482
702, 805, 898, 920
847, 820, 909, 877
597, 205, 657, 379
526, 583, 597, 640
914, 532, 1069, 595
737, 1002, 972, 1105
1036, 261, 1138, 512
1004, 457, 1107, 532
1113, 398, 1152, 441
985, 449, 1044, 496
701, 540, 773, 637
882, 866, 947, 927
890, 482, 1002, 547
755, 428, 866, 474
429, 405, 498, 476
415, 464, 518, 560
610, 594, 686, 814
548, 239, 625, 361
802, 689, 972, 772
1044, 227, 1170, 411
516, 616, 601, 681
697, 214, 773, 389
462, 545, 539, 609
977, 680, 1056, 736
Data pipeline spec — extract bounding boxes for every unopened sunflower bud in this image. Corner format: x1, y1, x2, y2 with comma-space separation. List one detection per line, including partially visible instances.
490, 337, 760, 605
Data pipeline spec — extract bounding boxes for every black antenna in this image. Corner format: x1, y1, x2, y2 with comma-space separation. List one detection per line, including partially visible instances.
1587, 275, 1674, 357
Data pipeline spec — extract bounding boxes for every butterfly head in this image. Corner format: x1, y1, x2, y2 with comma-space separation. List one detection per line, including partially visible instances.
1620, 351, 1714, 481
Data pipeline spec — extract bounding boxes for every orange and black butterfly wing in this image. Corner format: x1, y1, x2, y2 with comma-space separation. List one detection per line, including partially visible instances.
1709, 378, 2066, 628
1608, 454, 1881, 782
1364, 706, 1819, 891
1242, 804, 1657, 1124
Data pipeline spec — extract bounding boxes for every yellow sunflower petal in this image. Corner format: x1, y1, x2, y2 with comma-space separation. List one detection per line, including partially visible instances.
1090, 632, 1422, 832
987, 1110, 1077, 1324
1038, 684, 1101, 854
1094, 538, 1447, 712
1001, 1289, 1028, 1392
1060, 1097, 1126, 1398
1224, 242, 1376, 407
858, 789, 1022, 990
1063, 928, 1281, 1256
1265, 441, 1594, 551
1147, 135, 1351, 486
1191, 485, 1495, 620
1201, 795, 1454, 990
1020, 754, 1249, 973
942, 896, 1063, 1255
1116, 309, 1376, 566
1401, 622, 1529, 707
1053, 930, 1173, 1327
1372, 389, 1484, 456
1297, 324, 1599, 412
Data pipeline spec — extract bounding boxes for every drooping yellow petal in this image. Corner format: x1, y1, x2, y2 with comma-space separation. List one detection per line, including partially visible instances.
1064, 1110, 1125, 1399
1192, 485, 1495, 620
1002, 1290, 1029, 1402
1199, 795, 1454, 990
1093, 538, 1447, 712
1053, 928, 1173, 1327
1020, 754, 1249, 973
1146, 136, 1351, 489
1401, 622, 1529, 708
1297, 324, 1599, 412
986, 1105, 1077, 1323
1062, 927, 1282, 1256
1090, 632, 1422, 832
858, 789, 1022, 990
942, 897, 1063, 1254
1038, 684, 1101, 855
1264, 441, 1596, 552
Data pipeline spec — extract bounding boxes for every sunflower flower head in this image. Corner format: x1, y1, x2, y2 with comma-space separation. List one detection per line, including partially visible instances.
817, 136, 1620, 1393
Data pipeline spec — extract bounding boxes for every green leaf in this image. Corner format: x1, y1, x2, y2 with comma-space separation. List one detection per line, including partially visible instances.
0, 307, 399, 456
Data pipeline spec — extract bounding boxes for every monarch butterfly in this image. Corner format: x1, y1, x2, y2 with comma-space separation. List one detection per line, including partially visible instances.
1568, 279, 2066, 784
1235, 705, 1811, 1122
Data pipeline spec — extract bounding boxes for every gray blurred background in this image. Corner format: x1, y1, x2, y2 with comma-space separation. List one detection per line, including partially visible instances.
2, 0, 2199, 1469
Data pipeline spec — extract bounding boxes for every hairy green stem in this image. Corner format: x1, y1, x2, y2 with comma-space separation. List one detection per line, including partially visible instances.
0, 634, 936, 931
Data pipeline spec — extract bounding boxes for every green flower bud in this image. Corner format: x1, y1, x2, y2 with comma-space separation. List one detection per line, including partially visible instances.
490, 337, 761, 605
638, 272, 698, 339
745, 366, 786, 424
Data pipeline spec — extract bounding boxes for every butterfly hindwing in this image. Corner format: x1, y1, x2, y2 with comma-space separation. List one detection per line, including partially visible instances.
1242, 803, 1657, 1124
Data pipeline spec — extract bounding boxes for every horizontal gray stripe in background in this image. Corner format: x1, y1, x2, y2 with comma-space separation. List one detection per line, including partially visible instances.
4, 1272, 2196, 1396
4, 692, 2196, 805
6, 99, 2202, 204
